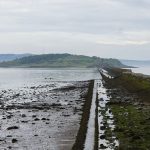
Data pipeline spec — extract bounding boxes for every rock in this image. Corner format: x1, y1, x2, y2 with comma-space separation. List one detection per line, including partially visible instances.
34, 118, 40, 121
8, 146, 12, 149
7, 115, 13, 119
21, 121, 28, 123
7, 126, 19, 130
31, 86, 36, 89
100, 126, 106, 130
32, 115, 36, 118
34, 134, 38, 137
63, 114, 70, 117
100, 144, 107, 149
51, 103, 62, 107
13, 93, 20, 98
100, 98, 104, 101
100, 135, 106, 139
12, 139, 18, 143
21, 114, 26, 118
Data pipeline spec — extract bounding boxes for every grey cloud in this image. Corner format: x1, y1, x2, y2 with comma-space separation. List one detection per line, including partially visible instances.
0, 0, 149, 59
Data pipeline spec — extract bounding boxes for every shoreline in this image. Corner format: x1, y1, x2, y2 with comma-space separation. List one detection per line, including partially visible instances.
1, 67, 149, 149
0, 80, 91, 150
101, 68, 150, 149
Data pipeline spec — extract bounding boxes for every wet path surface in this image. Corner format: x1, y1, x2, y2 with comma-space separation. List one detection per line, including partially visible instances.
84, 80, 97, 150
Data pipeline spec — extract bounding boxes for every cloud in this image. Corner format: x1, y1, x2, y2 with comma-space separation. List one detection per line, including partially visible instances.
96, 31, 150, 46
96, 40, 150, 46
0, 0, 149, 33
0, 0, 149, 59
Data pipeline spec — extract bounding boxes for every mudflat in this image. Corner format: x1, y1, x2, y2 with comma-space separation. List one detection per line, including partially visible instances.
0, 81, 90, 150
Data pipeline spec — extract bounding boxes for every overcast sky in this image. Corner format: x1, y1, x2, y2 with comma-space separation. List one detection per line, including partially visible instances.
0, 0, 150, 60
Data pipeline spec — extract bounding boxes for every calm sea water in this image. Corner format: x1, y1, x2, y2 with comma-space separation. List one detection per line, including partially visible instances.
131, 67, 150, 75
0, 68, 100, 89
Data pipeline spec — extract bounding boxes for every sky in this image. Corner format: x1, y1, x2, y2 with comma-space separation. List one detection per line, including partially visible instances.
0, 0, 150, 60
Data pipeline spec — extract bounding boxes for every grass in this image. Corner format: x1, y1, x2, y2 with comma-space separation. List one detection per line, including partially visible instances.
119, 74, 150, 102
103, 68, 150, 102
120, 74, 150, 91
109, 104, 150, 150
102, 68, 150, 150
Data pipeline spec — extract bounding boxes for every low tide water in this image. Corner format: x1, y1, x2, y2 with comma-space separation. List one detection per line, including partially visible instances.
0, 68, 100, 89
0, 68, 100, 150
131, 66, 150, 75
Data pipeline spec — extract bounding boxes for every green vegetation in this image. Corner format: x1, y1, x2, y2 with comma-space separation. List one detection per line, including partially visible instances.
102, 68, 150, 150
106, 68, 150, 102
121, 74, 150, 91
0, 53, 127, 68
110, 104, 150, 150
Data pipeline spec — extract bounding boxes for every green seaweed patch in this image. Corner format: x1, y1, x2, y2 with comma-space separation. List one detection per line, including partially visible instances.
107, 68, 150, 102
122, 74, 150, 91
110, 104, 150, 150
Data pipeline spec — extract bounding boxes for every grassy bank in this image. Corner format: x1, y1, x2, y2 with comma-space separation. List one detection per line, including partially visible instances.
72, 80, 94, 150
104, 68, 150, 103
102, 68, 150, 150
110, 104, 150, 150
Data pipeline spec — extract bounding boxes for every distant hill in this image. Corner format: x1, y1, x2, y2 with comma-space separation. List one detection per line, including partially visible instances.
120, 59, 150, 67
0, 53, 127, 68
0, 54, 32, 62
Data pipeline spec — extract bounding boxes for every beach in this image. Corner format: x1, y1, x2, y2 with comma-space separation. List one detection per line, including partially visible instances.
0, 68, 99, 150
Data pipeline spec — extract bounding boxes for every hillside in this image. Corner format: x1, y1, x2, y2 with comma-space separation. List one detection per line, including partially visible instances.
0, 54, 32, 62
0, 53, 127, 68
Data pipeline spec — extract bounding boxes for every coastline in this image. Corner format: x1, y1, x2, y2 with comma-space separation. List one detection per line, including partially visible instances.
0, 80, 92, 150
1, 67, 149, 149
101, 68, 150, 149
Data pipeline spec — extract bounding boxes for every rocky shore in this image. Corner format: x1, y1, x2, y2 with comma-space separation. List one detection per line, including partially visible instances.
101, 68, 150, 150
1, 67, 149, 150
0, 80, 92, 150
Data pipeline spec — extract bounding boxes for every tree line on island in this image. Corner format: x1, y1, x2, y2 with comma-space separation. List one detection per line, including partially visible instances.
0, 53, 127, 68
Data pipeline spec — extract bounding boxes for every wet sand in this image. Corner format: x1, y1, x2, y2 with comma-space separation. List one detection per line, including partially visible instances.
0, 81, 90, 150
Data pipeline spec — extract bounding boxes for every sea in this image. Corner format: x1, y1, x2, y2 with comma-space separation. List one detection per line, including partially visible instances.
131, 66, 150, 76
0, 68, 100, 89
